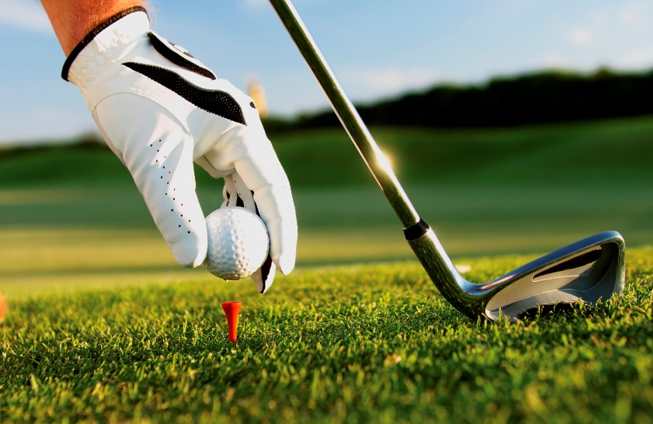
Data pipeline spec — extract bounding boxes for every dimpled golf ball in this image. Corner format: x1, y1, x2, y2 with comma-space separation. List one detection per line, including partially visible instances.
205, 207, 269, 280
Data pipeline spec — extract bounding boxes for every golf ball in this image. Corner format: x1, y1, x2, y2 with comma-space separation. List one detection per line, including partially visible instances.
205, 207, 269, 280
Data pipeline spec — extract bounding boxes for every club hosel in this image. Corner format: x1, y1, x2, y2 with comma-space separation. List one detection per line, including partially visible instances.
405, 223, 483, 318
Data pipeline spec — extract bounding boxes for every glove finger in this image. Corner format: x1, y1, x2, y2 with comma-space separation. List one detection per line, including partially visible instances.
94, 95, 207, 267
250, 257, 276, 294
225, 172, 276, 293
221, 174, 238, 208
224, 172, 256, 210
195, 85, 297, 274
235, 150, 296, 275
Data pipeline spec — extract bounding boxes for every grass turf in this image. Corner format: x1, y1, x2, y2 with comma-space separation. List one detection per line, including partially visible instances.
1, 247, 652, 423
1, 117, 652, 421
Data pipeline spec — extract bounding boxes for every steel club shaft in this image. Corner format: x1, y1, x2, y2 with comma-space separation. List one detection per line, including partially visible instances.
268, 0, 422, 229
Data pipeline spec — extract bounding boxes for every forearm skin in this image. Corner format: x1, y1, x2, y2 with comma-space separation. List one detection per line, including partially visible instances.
41, 0, 148, 56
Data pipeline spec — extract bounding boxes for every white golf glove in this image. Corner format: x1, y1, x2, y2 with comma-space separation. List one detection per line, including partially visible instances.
62, 7, 297, 292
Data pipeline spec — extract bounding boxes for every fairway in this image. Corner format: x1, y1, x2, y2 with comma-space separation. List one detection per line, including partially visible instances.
1, 118, 652, 422
1, 248, 652, 423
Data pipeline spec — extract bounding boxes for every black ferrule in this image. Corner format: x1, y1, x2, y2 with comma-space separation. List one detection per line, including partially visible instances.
403, 218, 430, 241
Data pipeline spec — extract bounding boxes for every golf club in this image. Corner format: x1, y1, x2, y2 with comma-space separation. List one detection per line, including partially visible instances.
268, 0, 626, 321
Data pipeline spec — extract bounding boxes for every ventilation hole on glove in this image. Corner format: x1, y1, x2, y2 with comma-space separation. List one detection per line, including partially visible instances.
171, 209, 174, 212
157, 150, 160, 152
188, 231, 191, 234
173, 188, 176, 191
178, 225, 181, 227
188, 219, 191, 223
181, 214, 184, 217
165, 193, 167, 196
181, 203, 183, 206
250, 101, 256, 109
173, 198, 175, 201
163, 166, 165, 169
167, 182, 169, 185
159, 139, 162, 143
160, 176, 163, 179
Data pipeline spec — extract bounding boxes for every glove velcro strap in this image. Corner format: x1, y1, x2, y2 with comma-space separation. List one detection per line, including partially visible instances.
148, 32, 217, 81
61, 5, 149, 81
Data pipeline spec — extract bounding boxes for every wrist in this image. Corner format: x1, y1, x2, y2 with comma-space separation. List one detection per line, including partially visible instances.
42, 0, 148, 56
62, 7, 150, 83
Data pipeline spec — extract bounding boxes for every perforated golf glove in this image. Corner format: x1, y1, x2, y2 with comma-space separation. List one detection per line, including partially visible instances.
62, 7, 297, 293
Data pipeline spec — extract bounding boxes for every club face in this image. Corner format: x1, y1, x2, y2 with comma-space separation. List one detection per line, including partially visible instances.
408, 230, 625, 321
482, 231, 626, 320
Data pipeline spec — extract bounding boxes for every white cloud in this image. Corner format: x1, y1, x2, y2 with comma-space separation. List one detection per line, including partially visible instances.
0, 0, 52, 33
542, 53, 568, 70
573, 2, 653, 40
619, 7, 638, 24
342, 67, 440, 95
244, 0, 268, 11
571, 28, 593, 45
617, 48, 653, 69
616, 2, 653, 24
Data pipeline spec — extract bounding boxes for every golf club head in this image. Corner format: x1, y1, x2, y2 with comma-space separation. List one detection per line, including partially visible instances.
407, 229, 626, 321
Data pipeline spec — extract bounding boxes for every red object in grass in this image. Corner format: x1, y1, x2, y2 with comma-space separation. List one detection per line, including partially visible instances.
222, 301, 242, 343
0, 290, 7, 322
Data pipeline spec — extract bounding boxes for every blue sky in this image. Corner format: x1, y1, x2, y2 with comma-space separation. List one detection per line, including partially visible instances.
2, 0, 653, 143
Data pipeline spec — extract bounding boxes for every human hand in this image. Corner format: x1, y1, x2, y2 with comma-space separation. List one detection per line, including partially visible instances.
63, 7, 297, 292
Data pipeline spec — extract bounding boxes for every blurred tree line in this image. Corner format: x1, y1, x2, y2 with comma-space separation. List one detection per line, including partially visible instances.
264, 68, 653, 131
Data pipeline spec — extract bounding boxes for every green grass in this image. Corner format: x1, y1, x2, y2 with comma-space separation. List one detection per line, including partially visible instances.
1, 117, 652, 422
1, 247, 651, 423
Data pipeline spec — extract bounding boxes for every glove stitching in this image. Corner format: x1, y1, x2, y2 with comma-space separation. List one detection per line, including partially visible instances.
62, 6, 148, 81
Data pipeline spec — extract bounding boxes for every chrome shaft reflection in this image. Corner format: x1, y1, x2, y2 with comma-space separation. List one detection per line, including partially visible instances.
268, 0, 420, 229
